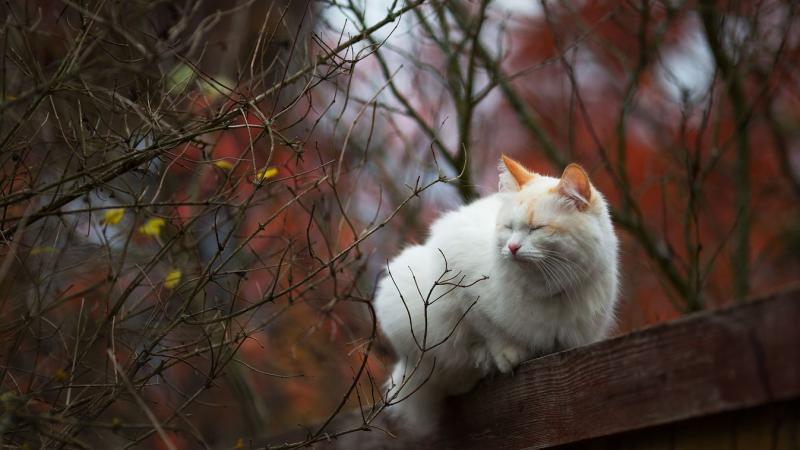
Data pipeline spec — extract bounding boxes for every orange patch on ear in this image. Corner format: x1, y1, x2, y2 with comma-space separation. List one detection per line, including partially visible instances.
502, 154, 535, 188
558, 163, 592, 211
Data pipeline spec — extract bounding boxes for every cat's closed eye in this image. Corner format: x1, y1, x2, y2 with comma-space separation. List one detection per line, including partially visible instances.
529, 224, 546, 232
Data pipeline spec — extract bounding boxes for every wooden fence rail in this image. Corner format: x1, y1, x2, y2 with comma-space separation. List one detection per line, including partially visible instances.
435, 290, 800, 449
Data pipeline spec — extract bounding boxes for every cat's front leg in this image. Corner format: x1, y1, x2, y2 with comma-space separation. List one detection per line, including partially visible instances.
487, 340, 530, 374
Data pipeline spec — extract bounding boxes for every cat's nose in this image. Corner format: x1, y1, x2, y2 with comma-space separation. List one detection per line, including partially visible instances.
508, 243, 521, 255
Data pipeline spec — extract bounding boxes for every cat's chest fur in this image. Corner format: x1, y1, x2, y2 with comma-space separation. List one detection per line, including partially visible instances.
463, 266, 601, 354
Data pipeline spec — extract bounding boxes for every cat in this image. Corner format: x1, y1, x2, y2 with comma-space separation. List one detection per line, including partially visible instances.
373, 155, 619, 440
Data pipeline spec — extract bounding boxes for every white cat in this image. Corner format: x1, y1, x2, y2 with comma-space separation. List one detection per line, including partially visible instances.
374, 155, 619, 438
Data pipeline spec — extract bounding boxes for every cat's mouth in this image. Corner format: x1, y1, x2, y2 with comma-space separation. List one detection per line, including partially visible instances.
504, 251, 544, 263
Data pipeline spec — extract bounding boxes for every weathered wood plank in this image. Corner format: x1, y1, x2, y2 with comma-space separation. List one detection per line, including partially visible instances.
559, 399, 800, 450
436, 292, 800, 449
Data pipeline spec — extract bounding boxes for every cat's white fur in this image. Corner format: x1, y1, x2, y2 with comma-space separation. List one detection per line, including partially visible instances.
374, 156, 619, 437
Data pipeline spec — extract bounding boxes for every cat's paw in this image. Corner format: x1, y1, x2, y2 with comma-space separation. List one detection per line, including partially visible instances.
492, 345, 526, 374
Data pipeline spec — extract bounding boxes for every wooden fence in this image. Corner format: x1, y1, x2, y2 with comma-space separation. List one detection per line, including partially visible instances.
435, 290, 800, 449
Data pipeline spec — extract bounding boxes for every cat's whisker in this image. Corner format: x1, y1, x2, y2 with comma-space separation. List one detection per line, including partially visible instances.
539, 254, 592, 303
532, 260, 555, 294
539, 249, 591, 280
536, 255, 577, 291
538, 260, 572, 301
548, 260, 582, 294
539, 256, 585, 307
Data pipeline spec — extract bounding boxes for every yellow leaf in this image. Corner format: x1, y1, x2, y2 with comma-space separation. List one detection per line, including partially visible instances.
54, 368, 68, 382
167, 63, 194, 92
255, 167, 278, 181
233, 438, 244, 450
101, 208, 125, 225
139, 217, 166, 237
199, 75, 234, 99
164, 269, 182, 289
214, 160, 234, 170
31, 246, 57, 255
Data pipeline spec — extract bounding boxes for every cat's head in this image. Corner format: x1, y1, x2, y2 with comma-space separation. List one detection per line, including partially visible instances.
495, 155, 615, 270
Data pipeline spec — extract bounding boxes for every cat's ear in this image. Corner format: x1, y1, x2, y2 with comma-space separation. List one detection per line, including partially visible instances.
557, 163, 592, 210
499, 154, 535, 191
